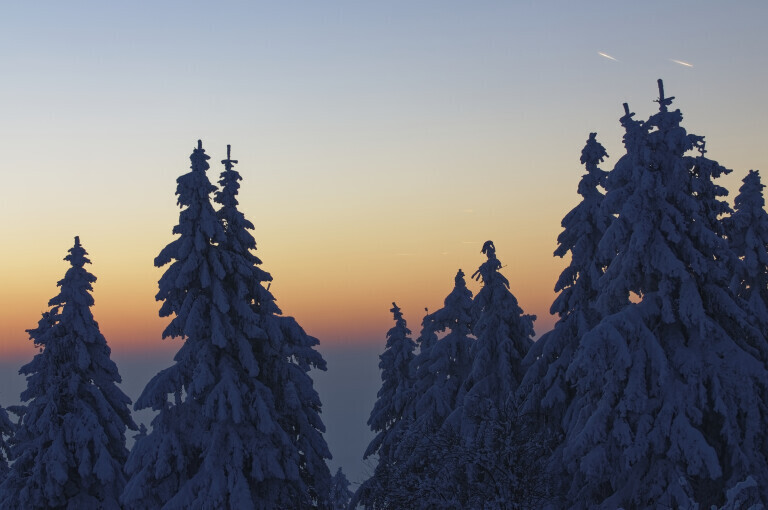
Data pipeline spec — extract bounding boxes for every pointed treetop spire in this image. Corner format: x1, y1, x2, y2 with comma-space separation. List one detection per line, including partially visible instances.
65, 235, 90, 268
455, 268, 466, 286
620, 103, 637, 125
580, 132, 609, 167
655, 78, 675, 112
190, 139, 210, 171
391, 302, 402, 320
221, 144, 239, 171
473, 240, 506, 286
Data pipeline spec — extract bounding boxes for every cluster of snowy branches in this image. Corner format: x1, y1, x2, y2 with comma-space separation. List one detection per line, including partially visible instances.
357, 80, 768, 509
0, 143, 352, 509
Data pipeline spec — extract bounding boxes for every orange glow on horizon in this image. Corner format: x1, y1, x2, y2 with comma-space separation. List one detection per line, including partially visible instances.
1, 236, 566, 359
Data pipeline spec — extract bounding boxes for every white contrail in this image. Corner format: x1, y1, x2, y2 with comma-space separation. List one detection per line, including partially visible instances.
598, 51, 619, 62
670, 59, 693, 68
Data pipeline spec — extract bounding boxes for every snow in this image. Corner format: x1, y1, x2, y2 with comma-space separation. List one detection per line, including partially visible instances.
0, 237, 136, 509
122, 142, 331, 508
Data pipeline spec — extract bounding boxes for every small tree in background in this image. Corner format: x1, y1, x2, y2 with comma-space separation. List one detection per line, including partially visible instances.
460, 241, 535, 443
377, 269, 476, 507
413, 269, 475, 433
0, 237, 136, 509
329, 467, 353, 510
444, 241, 537, 507
725, 170, 768, 354
353, 302, 416, 509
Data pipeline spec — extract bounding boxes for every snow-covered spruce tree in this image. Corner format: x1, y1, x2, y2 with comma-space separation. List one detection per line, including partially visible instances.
0, 237, 136, 510
725, 171, 768, 350
389, 307, 437, 471
446, 241, 539, 508
329, 467, 352, 510
122, 140, 230, 508
519, 133, 611, 430
561, 80, 768, 508
461, 241, 535, 444
123, 142, 331, 509
216, 145, 332, 506
353, 302, 416, 509
413, 270, 475, 427
392, 269, 475, 505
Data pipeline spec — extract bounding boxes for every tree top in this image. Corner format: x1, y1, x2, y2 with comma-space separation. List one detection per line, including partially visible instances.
190, 139, 210, 171
221, 144, 238, 171
655, 78, 675, 112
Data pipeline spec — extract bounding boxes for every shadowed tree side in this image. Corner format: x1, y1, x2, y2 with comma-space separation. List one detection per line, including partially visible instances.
0, 237, 136, 510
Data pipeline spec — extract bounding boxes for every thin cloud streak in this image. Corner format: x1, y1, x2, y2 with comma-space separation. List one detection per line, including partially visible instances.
670, 59, 693, 68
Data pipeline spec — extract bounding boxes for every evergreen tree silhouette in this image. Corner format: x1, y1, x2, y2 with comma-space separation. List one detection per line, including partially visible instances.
123, 142, 331, 509
329, 467, 353, 510
559, 80, 768, 508
354, 302, 416, 509
123, 140, 233, 508
399, 269, 476, 506
725, 170, 768, 361
0, 237, 136, 509
460, 241, 534, 443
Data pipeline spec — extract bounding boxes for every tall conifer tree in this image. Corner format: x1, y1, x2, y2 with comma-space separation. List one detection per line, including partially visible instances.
559, 81, 768, 508
0, 238, 136, 509
124, 142, 331, 509
123, 142, 330, 509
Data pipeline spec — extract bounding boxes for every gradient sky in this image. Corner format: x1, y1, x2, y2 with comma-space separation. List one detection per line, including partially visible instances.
2, 1, 768, 480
